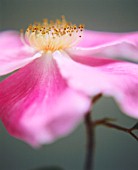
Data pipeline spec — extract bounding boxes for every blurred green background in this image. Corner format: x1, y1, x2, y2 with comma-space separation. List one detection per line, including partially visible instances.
0, 0, 138, 170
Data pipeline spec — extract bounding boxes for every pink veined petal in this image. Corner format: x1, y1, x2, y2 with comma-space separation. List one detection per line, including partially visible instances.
78, 30, 138, 47
53, 51, 138, 119
0, 31, 40, 76
66, 30, 138, 62
0, 54, 90, 147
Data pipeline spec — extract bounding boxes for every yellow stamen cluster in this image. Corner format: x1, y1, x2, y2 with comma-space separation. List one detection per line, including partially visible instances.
24, 16, 84, 52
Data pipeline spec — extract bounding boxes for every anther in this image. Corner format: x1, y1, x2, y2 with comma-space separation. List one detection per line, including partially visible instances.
24, 16, 84, 52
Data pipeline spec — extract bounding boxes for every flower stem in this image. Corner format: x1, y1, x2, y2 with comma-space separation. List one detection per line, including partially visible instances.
84, 94, 102, 170
84, 111, 95, 170
93, 118, 138, 141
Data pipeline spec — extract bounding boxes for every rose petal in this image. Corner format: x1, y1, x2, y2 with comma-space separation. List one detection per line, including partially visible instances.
66, 30, 138, 62
0, 31, 24, 49
54, 51, 138, 119
81, 30, 138, 49
0, 54, 90, 147
0, 31, 39, 76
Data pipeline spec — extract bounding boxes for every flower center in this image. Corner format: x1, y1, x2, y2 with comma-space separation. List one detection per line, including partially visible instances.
24, 16, 84, 52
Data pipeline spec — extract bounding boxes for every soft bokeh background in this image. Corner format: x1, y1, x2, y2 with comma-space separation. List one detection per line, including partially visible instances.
0, 0, 138, 170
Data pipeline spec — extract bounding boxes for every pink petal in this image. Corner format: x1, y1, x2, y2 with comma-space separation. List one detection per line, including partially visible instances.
53, 51, 138, 119
0, 31, 23, 49
0, 55, 90, 147
66, 30, 138, 62
0, 31, 40, 76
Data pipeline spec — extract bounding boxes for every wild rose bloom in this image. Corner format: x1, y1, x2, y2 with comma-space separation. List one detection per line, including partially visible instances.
0, 17, 138, 147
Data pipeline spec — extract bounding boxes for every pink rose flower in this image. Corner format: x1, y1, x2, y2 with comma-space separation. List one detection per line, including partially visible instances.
0, 17, 138, 147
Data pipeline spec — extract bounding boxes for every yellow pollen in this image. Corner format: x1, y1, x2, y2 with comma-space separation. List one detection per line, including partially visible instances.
23, 16, 84, 52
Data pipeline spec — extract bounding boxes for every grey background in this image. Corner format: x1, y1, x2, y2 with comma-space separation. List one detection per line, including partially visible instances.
0, 0, 138, 170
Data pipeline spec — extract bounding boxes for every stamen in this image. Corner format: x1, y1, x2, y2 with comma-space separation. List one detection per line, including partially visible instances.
22, 16, 84, 52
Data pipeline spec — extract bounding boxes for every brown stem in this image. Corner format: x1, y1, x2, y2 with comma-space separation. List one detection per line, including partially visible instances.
84, 112, 95, 170
92, 93, 102, 104
94, 118, 138, 141
84, 94, 102, 170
